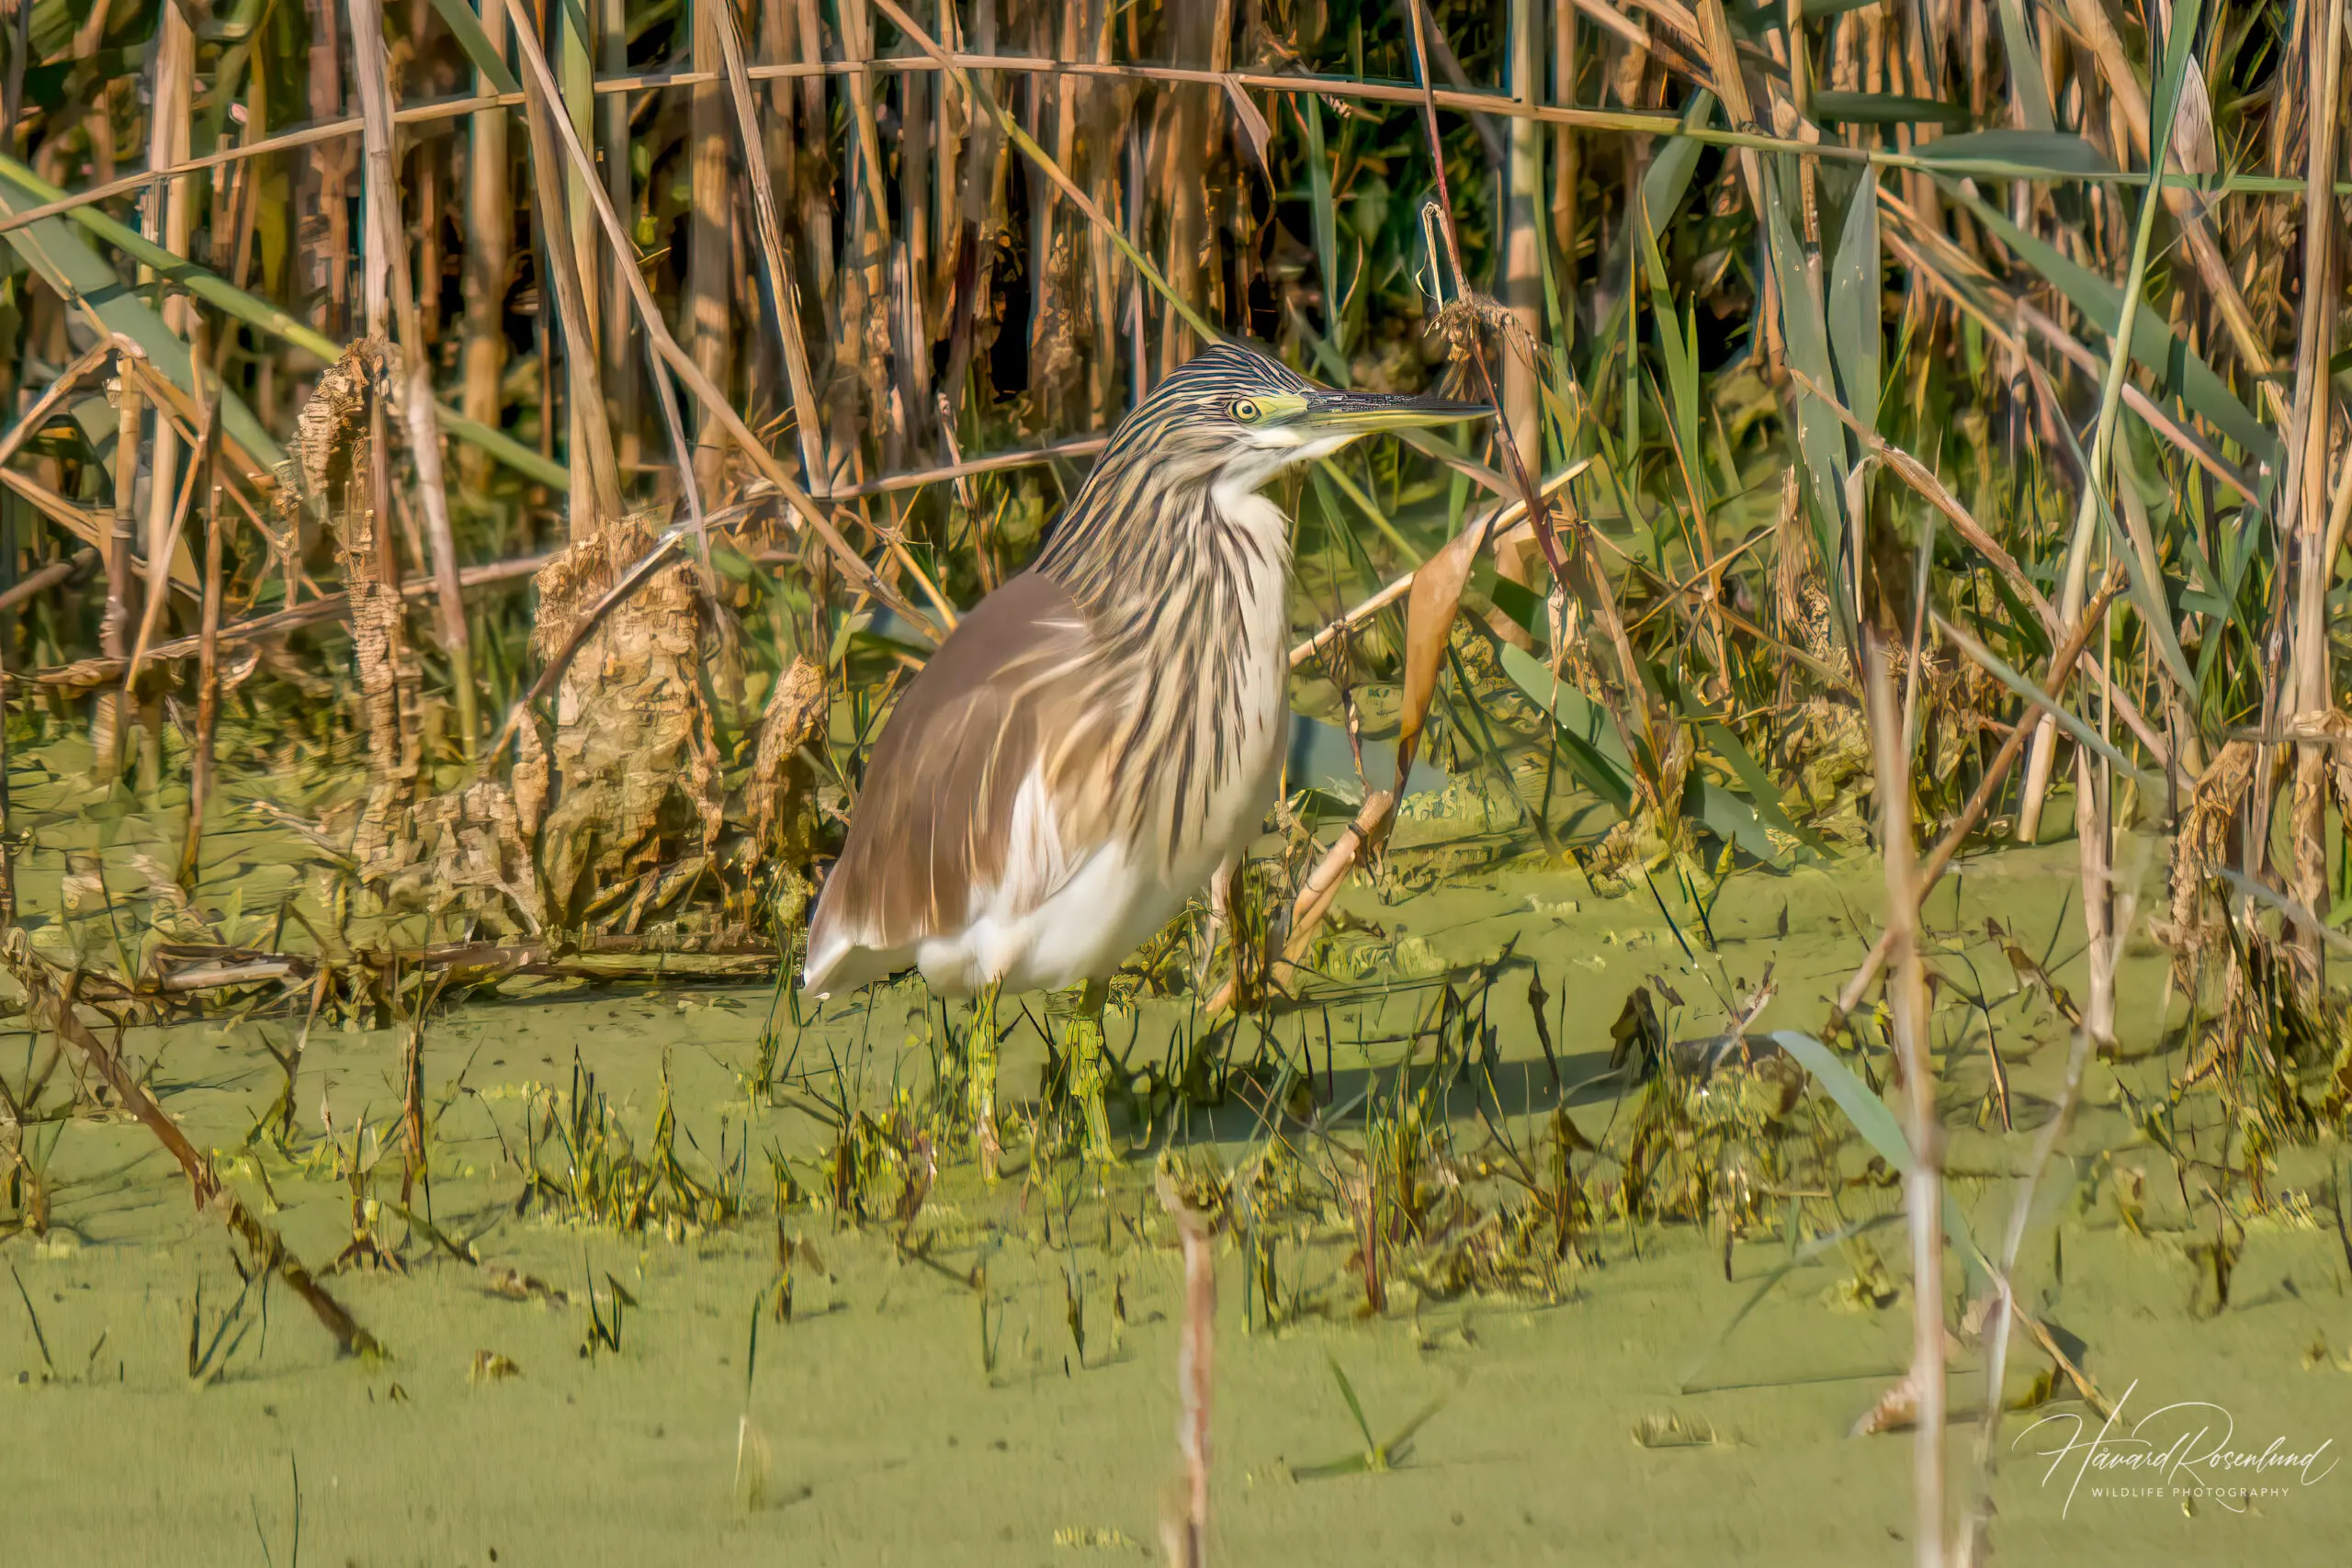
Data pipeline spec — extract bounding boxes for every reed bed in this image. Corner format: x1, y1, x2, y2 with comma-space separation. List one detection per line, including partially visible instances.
0, 0, 2346, 1561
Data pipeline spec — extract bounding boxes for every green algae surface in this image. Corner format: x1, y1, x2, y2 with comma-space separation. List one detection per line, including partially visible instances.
4, 831, 2350, 1565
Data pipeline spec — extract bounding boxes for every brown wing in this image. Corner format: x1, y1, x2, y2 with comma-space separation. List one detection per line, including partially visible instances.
803, 571, 1105, 993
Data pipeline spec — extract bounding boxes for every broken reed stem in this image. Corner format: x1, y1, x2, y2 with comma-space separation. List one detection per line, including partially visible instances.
3, 942, 378, 1356
175, 483, 224, 893
8, 550, 550, 693
399, 985, 425, 1206
95, 364, 141, 780
1828, 570, 2130, 1027
1203, 789, 1394, 1016
1156, 1168, 1214, 1568
1288, 460, 1594, 671
1867, 635, 1946, 1568
121, 325, 215, 696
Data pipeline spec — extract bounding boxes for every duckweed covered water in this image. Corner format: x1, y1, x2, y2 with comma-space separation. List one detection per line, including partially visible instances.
4, 829, 2348, 1564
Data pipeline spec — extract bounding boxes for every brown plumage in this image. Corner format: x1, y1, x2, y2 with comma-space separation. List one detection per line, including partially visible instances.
802, 343, 1486, 998
808, 573, 1106, 992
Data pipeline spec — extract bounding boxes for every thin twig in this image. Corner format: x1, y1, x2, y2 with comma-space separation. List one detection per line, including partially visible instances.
3, 942, 379, 1356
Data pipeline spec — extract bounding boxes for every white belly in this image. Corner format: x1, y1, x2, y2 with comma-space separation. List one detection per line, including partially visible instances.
899, 485, 1295, 997
914, 692, 1287, 996
920, 525, 1290, 995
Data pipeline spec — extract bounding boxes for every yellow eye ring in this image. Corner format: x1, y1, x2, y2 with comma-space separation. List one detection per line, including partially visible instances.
1228, 398, 1261, 423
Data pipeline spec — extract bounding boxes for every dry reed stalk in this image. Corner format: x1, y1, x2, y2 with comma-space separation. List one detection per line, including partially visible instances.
355, 0, 478, 751
891, 9, 934, 453
120, 337, 214, 694
817, 434, 1111, 499
1866, 636, 1946, 1568
596, 0, 638, 475
1289, 461, 1595, 671
837, 0, 894, 471
558, 0, 602, 359
1157, 1168, 1215, 1568
459, 0, 512, 496
1203, 788, 1396, 1015
514, 26, 622, 536
137, 2, 194, 784
14, 551, 550, 693
688, 0, 735, 496
0, 550, 96, 621
713, 0, 825, 493
175, 482, 224, 893
1157, 3, 1212, 377
2286, 0, 2346, 977
302, 0, 351, 335
400, 995, 426, 1204
1502, 0, 1545, 501
94, 363, 141, 780
1552, 2, 1581, 264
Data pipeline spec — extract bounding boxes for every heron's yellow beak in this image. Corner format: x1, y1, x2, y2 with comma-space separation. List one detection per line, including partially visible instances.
1298, 389, 1493, 434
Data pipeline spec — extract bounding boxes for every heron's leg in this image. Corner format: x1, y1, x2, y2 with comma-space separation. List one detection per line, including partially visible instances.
1064, 977, 1115, 1164
970, 979, 1003, 1182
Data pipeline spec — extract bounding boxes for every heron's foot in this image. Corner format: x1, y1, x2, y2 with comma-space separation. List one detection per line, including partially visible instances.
976, 1106, 1002, 1183
1061, 979, 1119, 1166
970, 982, 1004, 1183
1066, 1018, 1118, 1168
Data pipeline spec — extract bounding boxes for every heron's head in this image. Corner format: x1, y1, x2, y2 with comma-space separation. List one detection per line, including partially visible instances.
1109, 341, 1491, 498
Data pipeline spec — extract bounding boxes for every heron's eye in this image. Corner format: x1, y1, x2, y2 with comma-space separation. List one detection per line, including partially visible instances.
1228, 398, 1261, 423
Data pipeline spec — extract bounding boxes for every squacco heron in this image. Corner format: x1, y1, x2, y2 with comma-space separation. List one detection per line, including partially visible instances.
803, 341, 1488, 1170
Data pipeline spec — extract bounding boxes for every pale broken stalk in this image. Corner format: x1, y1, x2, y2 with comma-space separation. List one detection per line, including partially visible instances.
2013, 1, 2192, 844
1869, 637, 1946, 1568
2285, 0, 2345, 977
1157, 1168, 1215, 1568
